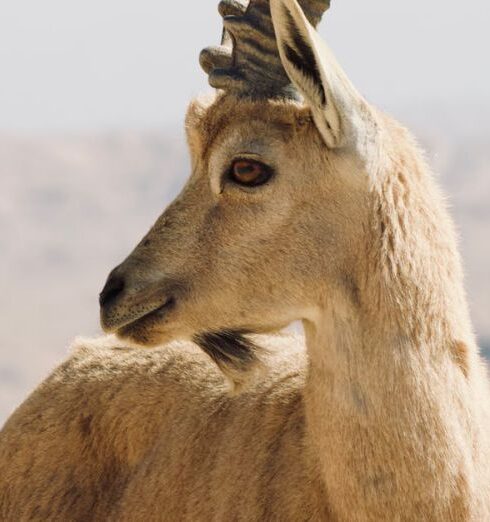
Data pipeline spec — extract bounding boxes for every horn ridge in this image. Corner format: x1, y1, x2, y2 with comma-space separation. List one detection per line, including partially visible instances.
200, 0, 331, 99
218, 0, 248, 18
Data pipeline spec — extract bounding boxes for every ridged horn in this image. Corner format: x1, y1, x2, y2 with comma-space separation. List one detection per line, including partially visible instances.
200, 0, 330, 99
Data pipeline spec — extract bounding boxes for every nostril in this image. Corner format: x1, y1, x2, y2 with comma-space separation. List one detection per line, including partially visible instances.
99, 274, 125, 308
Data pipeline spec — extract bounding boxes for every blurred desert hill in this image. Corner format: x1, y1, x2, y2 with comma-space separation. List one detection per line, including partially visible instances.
1, 107, 489, 423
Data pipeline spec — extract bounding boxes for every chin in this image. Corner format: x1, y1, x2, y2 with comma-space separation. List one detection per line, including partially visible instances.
116, 320, 184, 348
112, 300, 185, 347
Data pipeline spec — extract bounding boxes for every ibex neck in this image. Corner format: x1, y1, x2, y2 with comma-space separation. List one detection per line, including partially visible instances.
301, 295, 486, 520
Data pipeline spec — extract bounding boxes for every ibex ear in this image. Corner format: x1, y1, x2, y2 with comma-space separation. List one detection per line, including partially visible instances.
271, 0, 372, 150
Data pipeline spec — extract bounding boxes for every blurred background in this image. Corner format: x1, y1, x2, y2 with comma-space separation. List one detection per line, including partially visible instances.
1, 0, 489, 423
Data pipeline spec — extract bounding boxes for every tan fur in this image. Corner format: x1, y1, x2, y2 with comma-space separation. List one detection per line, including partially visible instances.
2, 0, 490, 520
1, 334, 334, 521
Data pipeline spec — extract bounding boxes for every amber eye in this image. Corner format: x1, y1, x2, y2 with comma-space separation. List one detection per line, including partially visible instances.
228, 159, 274, 187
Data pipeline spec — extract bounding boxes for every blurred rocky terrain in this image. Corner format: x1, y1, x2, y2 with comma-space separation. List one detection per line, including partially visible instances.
1, 117, 489, 423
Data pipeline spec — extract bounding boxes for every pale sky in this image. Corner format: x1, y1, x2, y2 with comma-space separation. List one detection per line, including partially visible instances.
0, 0, 489, 131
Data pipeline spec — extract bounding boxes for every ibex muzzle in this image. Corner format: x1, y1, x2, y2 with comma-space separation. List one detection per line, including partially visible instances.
99, 263, 176, 336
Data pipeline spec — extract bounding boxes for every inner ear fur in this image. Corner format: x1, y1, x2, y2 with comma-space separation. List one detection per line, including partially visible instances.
271, 0, 378, 155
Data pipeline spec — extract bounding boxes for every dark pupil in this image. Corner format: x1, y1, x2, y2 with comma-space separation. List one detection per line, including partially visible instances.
231, 160, 271, 187
236, 162, 258, 177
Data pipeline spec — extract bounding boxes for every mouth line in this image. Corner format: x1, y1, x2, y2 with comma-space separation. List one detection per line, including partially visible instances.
116, 297, 176, 334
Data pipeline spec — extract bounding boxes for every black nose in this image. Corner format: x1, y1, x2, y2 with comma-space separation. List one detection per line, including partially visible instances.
99, 272, 125, 308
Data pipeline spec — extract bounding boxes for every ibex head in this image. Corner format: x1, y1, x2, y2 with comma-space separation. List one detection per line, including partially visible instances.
100, 0, 385, 375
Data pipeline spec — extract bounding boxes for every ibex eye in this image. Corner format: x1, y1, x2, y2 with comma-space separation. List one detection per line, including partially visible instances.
228, 159, 274, 187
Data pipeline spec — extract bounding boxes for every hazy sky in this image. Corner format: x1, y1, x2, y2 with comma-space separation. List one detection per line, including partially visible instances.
1, 0, 489, 131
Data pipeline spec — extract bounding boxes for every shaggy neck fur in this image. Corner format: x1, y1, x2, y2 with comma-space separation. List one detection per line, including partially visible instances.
302, 118, 490, 521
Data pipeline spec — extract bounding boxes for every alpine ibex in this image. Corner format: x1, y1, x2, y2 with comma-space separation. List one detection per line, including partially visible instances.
2, 0, 490, 520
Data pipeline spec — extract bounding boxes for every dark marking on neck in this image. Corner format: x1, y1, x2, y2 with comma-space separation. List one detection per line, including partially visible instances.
452, 340, 470, 378
193, 330, 259, 372
341, 273, 361, 308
